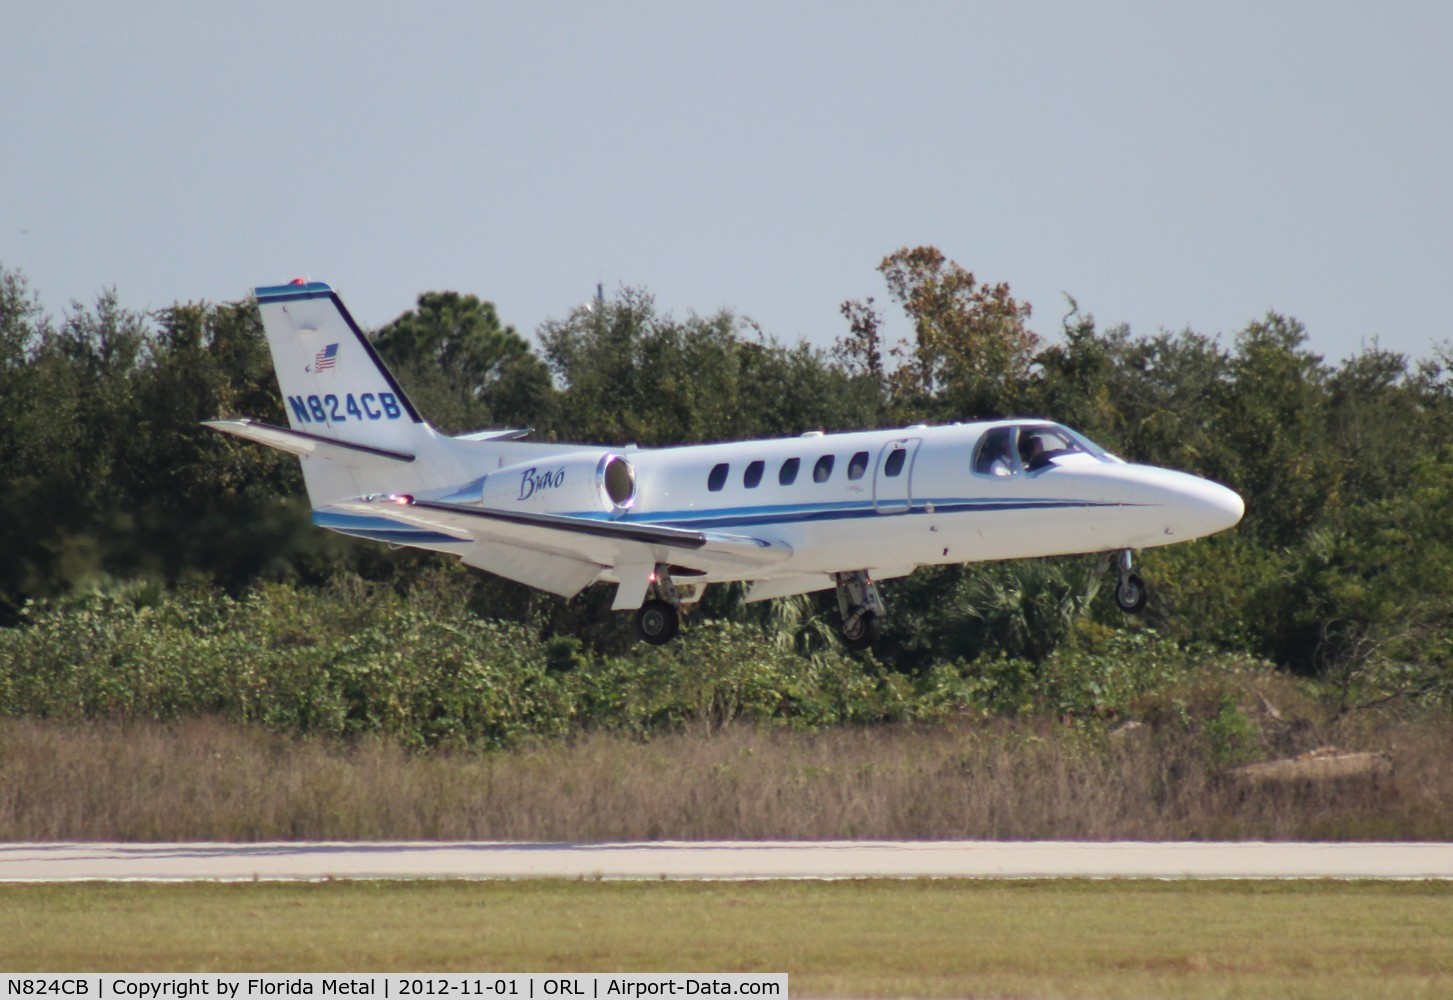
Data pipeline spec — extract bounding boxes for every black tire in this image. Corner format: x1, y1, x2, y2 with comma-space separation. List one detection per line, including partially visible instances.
635, 599, 680, 645
1115, 572, 1148, 614
841, 610, 883, 651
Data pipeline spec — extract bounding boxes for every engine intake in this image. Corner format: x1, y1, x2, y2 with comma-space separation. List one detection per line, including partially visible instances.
482, 451, 637, 516
600, 453, 636, 509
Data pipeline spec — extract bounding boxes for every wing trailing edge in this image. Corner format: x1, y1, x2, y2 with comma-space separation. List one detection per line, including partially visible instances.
324, 495, 793, 587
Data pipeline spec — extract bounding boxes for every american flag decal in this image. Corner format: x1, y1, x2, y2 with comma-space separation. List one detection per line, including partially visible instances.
314, 343, 339, 371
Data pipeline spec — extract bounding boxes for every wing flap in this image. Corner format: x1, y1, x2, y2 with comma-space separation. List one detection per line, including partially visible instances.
462, 540, 604, 598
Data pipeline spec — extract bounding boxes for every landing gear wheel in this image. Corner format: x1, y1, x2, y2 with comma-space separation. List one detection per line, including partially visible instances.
1115, 572, 1148, 614
841, 610, 883, 651
635, 599, 680, 645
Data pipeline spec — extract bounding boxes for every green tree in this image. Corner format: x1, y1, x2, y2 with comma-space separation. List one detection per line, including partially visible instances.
0, 287, 152, 603
1259, 446, 1453, 688
1220, 314, 1336, 546
540, 287, 871, 446
848, 246, 1038, 422
1024, 303, 1125, 442
1324, 345, 1437, 509
372, 291, 555, 435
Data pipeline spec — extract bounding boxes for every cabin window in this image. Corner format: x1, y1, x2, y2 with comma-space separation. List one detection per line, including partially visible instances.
813, 455, 834, 483
743, 460, 764, 489
847, 451, 869, 480
708, 463, 729, 491
884, 447, 907, 477
779, 457, 800, 485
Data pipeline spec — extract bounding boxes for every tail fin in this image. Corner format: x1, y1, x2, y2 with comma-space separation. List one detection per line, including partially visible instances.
254, 281, 427, 453
214, 280, 582, 511
233, 281, 455, 507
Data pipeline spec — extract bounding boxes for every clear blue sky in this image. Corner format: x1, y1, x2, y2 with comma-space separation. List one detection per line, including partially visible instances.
4, 2, 1449, 365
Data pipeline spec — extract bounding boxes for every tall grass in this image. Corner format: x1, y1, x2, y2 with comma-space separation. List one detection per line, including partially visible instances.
1, 712, 1444, 842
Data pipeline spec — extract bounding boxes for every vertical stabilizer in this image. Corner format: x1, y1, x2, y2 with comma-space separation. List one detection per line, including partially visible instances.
252, 281, 449, 505
254, 282, 427, 450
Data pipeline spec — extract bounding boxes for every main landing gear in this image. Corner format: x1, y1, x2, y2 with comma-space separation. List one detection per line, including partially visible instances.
635, 599, 679, 644
1109, 549, 1148, 614
835, 570, 886, 650
634, 565, 682, 645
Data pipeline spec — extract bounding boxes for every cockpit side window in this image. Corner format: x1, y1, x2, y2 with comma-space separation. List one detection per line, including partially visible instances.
1021, 426, 1070, 471
973, 427, 1018, 477
1020, 424, 1104, 471
974, 423, 1112, 477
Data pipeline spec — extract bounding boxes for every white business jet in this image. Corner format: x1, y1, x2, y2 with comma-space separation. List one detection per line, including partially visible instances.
206, 281, 1244, 648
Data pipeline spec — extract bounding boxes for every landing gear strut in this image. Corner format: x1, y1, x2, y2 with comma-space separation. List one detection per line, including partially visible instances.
635, 565, 682, 645
835, 570, 886, 650
1111, 549, 1147, 614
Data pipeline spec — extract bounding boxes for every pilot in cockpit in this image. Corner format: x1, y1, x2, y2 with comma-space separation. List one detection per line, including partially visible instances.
1019, 433, 1045, 470
988, 433, 1015, 476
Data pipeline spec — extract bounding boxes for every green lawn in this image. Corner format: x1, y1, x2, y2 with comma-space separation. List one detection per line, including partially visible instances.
4, 879, 1452, 997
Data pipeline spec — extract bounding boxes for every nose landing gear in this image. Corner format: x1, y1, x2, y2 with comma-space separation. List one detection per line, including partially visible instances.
1108, 549, 1147, 614
835, 570, 886, 650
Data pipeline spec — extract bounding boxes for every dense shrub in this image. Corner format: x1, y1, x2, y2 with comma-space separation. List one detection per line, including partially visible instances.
1, 578, 1324, 753
0, 582, 1011, 749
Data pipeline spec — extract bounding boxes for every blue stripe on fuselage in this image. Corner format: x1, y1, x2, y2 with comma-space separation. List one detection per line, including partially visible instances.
567, 496, 1143, 532
313, 497, 1146, 548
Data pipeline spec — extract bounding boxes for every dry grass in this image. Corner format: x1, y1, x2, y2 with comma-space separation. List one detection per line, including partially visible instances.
2, 879, 1452, 999
1, 711, 1449, 841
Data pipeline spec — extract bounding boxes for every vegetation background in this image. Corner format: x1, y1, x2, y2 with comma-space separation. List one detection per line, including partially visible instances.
1, 247, 1449, 839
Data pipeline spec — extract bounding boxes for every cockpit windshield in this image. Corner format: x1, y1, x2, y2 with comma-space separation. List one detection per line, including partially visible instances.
972, 423, 1116, 476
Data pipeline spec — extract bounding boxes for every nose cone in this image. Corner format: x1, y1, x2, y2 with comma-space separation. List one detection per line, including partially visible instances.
1187, 478, 1245, 536
1128, 467, 1245, 542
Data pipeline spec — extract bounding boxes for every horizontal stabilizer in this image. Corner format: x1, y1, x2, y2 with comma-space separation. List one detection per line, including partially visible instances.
204, 419, 416, 463
453, 428, 534, 442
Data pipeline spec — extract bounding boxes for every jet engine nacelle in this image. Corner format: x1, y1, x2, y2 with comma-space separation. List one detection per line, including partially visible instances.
483, 450, 638, 516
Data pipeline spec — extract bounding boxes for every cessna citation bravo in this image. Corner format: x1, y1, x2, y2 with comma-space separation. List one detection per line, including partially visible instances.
206, 281, 1245, 648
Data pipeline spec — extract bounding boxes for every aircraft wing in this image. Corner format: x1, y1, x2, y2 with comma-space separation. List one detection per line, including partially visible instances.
324, 496, 793, 599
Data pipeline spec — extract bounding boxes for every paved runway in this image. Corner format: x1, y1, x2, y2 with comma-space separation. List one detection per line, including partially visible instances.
3, 840, 1452, 881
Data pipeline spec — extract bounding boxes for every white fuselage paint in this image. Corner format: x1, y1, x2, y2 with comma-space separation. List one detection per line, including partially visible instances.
233, 282, 1244, 609
474, 420, 1243, 590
